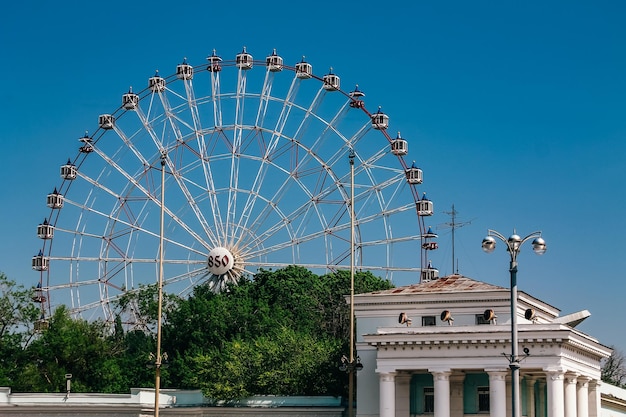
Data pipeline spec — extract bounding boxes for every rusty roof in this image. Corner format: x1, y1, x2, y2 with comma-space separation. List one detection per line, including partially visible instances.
363, 274, 507, 295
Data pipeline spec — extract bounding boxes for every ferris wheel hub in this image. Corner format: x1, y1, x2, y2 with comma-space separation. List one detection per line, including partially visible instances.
207, 247, 235, 276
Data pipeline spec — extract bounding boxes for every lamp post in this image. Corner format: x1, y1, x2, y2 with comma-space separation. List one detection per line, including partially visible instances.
339, 150, 364, 417
481, 229, 546, 417
154, 151, 167, 417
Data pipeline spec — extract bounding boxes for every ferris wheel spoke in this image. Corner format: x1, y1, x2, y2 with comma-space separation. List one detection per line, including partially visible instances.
164, 159, 218, 247
56, 203, 208, 263
245, 210, 350, 260
290, 95, 349, 173
258, 79, 307, 166
132, 105, 170, 151
255, 70, 276, 127
225, 69, 251, 241
231, 130, 294, 239
110, 125, 155, 168
235, 88, 307, 234
193, 137, 224, 243
209, 71, 223, 127
181, 79, 204, 139
324, 121, 371, 170
289, 87, 325, 147
167, 267, 212, 296
241, 164, 327, 246
234, 190, 298, 251
77, 151, 167, 226
173, 135, 227, 242
130, 92, 221, 248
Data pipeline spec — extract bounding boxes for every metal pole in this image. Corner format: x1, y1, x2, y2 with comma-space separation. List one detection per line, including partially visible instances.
510, 259, 520, 417
348, 151, 355, 417
154, 153, 166, 417
483, 229, 545, 417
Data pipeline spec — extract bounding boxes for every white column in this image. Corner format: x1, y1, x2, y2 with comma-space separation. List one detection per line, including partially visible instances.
587, 380, 601, 417
537, 380, 546, 417
380, 372, 396, 417
449, 373, 466, 417
486, 369, 507, 417
577, 376, 590, 417
431, 369, 451, 417
564, 373, 578, 417
546, 370, 565, 417
526, 376, 537, 417
395, 374, 411, 417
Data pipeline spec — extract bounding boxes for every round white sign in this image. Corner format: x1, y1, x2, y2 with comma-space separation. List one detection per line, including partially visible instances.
207, 247, 234, 276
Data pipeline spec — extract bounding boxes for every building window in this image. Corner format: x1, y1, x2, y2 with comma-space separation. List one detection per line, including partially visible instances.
422, 316, 436, 326
475, 314, 490, 325
424, 387, 434, 413
478, 386, 490, 412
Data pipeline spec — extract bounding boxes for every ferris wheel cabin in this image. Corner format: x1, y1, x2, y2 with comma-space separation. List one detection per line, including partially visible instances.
323, 69, 340, 91
46, 188, 64, 209
391, 132, 408, 156
372, 107, 390, 130
295, 57, 313, 79
207, 50, 223, 72
406, 162, 423, 185
421, 260, 439, 282
31, 251, 49, 271
421, 226, 439, 250
266, 49, 283, 72
60, 159, 77, 180
349, 85, 365, 108
98, 114, 115, 130
79, 133, 94, 153
417, 193, 434, 216
236, 47, 253, 70
37, 219, 54, 240
176, 59, 194, 80
149, 72, 166, 93
122, 88, 139, 110
32, 283, 47, 303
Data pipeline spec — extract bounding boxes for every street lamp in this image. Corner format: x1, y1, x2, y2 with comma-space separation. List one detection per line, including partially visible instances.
481, 229, 546, 417
340, 149, 362, 417
154, 151, 167, 417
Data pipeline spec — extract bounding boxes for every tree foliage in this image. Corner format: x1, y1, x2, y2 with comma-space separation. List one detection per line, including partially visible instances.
602, 348, 626, 387
0, 267, 393, 400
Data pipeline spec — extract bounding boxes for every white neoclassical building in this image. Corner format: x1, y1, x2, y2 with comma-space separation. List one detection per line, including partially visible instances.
354, 274, 621, 417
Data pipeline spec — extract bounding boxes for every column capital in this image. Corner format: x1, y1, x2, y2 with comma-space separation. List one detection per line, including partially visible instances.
577, 375, 591, 387
379, 372, 396, 382
544, 367, 566, 381
565, 372, 579, 384
588, 379, 601, 389
485, 369, 509, 381
429, 368, 451, 380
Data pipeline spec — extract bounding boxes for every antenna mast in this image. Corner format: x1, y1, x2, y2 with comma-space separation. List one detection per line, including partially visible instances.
441, 205, 472, 274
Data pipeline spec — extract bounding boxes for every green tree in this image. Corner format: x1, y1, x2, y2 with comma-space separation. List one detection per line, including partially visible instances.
116, 283, 180, 330
1, 266, 394, 398
17, 306, 122, 392
0, 273, 39, 387
184, 327, 343, 400
164, 266, 393, 400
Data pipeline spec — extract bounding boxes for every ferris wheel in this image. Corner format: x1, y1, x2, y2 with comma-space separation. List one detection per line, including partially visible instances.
31, 47, 438, 326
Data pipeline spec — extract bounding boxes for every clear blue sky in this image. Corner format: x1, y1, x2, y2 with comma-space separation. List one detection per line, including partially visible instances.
1, 1, 625, 351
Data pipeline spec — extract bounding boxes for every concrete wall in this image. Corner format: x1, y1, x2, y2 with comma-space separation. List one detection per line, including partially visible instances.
0, 388, 344, 417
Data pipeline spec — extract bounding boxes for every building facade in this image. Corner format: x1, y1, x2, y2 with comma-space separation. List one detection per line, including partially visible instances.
354, 274, 620, 417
